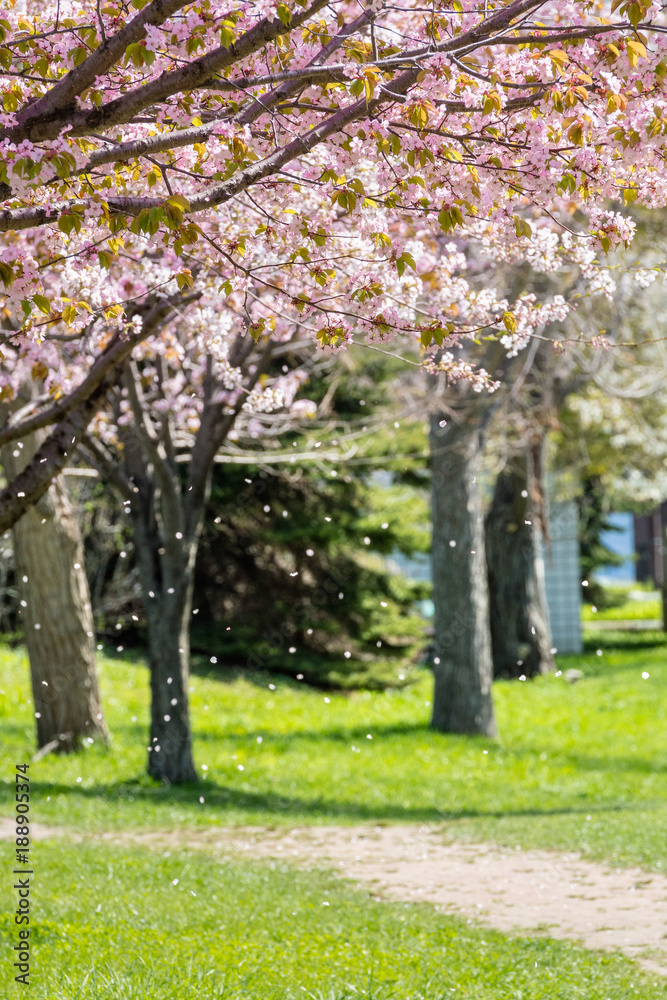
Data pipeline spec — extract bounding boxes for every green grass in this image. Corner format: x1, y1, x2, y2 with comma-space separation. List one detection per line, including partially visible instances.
2, 840, 665, 1000
582, 599, 661, 621
2, 637, 667, 997
0, 634, 666, 870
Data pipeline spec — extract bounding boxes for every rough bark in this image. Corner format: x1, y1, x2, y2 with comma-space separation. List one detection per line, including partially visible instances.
2, 432, 107, 752
659, 507, 667, 632
144, 588, 198, 784
122, 415, 202, 785
485, 451, 555, 679
429, 407, 497, 737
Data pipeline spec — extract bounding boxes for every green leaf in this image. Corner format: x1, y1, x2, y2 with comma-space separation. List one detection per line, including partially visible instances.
176, 270, 194, 291
502, 311, 517, 334
396, 251, 416, 278
166, 194, 190, 212
33, 293, 51, 314
0, 261, 14, 286
62, 303, 77, 325
219, 21, 236, 47
513, 216, 532, 239
58, 215, 75, 235
438, 209, 452, 233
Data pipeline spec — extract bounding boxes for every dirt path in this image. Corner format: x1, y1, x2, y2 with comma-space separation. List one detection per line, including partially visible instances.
4, 819, 667, 974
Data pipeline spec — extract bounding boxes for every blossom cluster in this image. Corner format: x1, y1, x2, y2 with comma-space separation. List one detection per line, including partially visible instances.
0, 0, 665, 409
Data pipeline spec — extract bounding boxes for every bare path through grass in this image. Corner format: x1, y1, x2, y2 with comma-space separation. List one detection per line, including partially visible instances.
6, 818, 664, 975
199, 824, 667, 975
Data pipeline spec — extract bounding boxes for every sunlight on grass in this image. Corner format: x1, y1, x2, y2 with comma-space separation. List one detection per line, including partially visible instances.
2, 841, 665, 1000
582, 600, 662, 621
0, 635, 665, 869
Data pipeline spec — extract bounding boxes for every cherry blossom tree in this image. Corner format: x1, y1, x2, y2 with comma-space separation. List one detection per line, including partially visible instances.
1, 0, 667, 771
0, 0, 665, 410
80, 311, 311, 783
0, 1, 664, 478
1, 246, 314, 782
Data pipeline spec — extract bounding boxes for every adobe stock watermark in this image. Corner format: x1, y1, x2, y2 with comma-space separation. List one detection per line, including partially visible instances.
11, 763, 31, 986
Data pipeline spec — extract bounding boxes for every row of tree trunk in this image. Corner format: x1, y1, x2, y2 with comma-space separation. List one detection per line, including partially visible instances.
3, 378, 554, 774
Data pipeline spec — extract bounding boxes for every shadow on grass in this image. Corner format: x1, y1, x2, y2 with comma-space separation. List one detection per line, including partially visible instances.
4, 714, 664, 777
191, 723, 666, 776
496, 744, 666, 775
99, 641, 420, 693
580, 632, 667, 653
0, 777, 652, 826
194, 719, 441, 744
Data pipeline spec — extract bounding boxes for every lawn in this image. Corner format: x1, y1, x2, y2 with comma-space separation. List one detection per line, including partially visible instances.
1, 635, 666, 998
581, 585, 662, 622
2, 840, 665, 1000
0, 633, 665, 869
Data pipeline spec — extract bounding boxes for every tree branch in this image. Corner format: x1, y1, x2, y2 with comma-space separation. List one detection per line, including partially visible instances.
0, 0, 626, 233
0, 292, 200, 444
185, 334, 274, 540
123, 357, 184, 544
0, 292, 199, 530
237, 6, 377, 128
5, 0, 192, 142
9, 0, 330, 144
0, 359, 122, 533
79, 433, 136, 502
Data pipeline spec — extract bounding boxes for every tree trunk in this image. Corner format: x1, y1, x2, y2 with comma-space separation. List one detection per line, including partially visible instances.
485, 451, 555, 679
128, 485, 199, 784
2, 434, 107, 752
429, 409, 497, 737
105, 338, 269, 784
145, 587, 197, 783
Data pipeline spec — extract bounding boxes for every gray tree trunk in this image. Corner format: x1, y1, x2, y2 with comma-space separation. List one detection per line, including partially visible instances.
80, 333, 272, 784
127, 465, 199, 785
145, 588, 197, 783
429, 409, 497, 737
2, 434, 107, 752
485, 451, 555, 679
